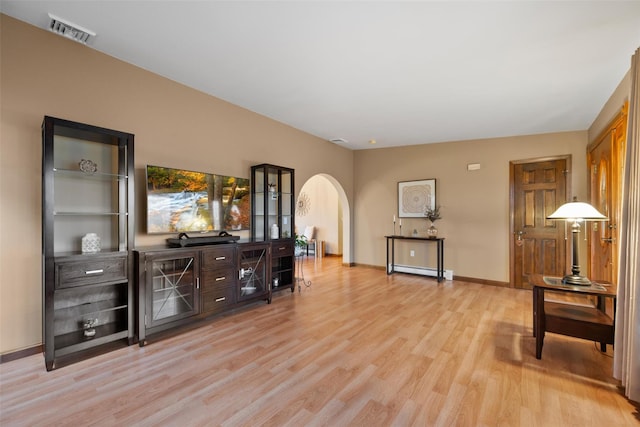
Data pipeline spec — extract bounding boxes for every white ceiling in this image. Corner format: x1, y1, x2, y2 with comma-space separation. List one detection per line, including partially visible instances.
2, 1, 640, 150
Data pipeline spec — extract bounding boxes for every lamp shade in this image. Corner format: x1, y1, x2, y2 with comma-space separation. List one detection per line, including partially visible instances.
547, 201, 608, 221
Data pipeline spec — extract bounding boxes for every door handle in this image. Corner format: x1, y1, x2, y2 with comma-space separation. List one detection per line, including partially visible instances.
515, 231, 526, 241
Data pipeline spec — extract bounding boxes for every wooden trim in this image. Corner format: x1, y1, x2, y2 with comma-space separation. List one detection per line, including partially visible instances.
352, 263, 382, 270
0, 345, 42, 364
587, 101, 629, 152
354, 264, 510, 287
453, 275, 510, 288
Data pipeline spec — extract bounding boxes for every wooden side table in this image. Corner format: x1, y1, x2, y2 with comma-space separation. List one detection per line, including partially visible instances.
530, 274, 616, 359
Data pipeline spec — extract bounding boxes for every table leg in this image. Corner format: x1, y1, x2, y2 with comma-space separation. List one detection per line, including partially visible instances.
386, 237, 395, 275
386, 238, 390, 275
439, 240, 444, 282
534, 287, 545, 359
596, 295, 608, 352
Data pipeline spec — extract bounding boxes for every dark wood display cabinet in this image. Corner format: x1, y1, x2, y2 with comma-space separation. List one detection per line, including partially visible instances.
41, 116, 134, 370
136, 241, 271, 346
251, 164, 296, 293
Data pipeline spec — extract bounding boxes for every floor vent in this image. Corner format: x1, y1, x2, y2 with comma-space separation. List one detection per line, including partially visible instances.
48, 13, 96, 44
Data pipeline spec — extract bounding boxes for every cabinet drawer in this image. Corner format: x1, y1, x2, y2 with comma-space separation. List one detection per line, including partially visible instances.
202, 286, 235, 314
56, 257, 127, 288
272, 241, 294, 257
201, 246, 236, 269
201, 266, 236, 292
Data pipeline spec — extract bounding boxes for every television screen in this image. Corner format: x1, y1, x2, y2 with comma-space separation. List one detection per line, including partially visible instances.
146, 165, 250, 234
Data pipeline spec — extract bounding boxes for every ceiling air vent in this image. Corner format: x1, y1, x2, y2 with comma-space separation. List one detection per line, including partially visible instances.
48, 13, 96, 44
329, 138, 348, 144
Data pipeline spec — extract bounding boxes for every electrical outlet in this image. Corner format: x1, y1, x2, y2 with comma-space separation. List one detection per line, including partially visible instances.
410, 250, 415, 257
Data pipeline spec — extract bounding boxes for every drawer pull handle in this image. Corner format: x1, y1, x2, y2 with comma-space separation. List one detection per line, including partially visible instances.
85, 269, 104, 275
215, 297, 226, 302
215, 277, 226, 281
279, 247, 286, 250
215, 256, 226, 260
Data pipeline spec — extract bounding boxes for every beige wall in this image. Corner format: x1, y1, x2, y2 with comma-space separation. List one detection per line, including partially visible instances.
0, 15, 354, 354
0, 14, 632, 356
354, 132, 589, 282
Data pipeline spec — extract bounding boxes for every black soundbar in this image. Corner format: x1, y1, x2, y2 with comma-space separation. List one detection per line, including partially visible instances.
166, 232, 240, 247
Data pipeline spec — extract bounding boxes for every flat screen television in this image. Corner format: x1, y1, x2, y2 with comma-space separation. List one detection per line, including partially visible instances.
146, 165, 250, 234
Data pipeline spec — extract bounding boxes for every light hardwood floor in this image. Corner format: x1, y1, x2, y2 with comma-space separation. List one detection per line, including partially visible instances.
1, 257, 638, 426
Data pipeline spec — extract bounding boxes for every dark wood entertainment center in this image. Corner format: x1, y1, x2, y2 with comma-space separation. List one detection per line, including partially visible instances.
42, 116, 296, 368
136, 239, 294, 345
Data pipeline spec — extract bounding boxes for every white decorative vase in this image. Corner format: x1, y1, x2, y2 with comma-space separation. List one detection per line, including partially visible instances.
270, 224, 279, 239
82, 233, 101, 253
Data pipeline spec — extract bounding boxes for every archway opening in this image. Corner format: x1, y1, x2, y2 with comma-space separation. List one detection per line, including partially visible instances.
295, 174, 351, 265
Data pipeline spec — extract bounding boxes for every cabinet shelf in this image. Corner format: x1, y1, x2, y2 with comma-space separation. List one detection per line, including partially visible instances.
54, 324, 128, 356
54, 249, 127, 258
54, 168, 128, 180
54, 211, 127, 216
54, 301, 127, 319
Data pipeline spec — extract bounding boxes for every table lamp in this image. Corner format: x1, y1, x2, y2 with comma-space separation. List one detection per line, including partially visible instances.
547, 198, 608, 285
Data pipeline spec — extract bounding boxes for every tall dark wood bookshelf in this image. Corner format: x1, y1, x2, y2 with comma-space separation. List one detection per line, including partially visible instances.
41, 116, 135, 370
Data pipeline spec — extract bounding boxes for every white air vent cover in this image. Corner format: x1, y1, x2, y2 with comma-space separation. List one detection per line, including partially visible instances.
48, 13, 96, 44
329, 138, 348, 144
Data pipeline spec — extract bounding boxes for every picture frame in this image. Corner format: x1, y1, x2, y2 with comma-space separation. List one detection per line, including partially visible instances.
398, 179, 436, 218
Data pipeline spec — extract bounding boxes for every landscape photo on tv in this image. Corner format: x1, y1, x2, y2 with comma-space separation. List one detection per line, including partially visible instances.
146, 165, 250, 234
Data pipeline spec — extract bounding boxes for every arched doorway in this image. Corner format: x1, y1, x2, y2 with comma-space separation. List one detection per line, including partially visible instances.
295, 173, 352, 265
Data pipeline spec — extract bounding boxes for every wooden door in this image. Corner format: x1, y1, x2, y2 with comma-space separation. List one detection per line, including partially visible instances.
588, 104, 627, 282
510, 158, 568, 289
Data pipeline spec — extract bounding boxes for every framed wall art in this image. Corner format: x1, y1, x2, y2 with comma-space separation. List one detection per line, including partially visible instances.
398, 179, 436, 218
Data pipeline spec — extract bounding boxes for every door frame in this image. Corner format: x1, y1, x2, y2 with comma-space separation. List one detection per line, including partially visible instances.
509, 155, 572, 288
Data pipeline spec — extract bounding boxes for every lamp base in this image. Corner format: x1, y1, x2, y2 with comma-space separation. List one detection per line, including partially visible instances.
561, 274, 592, 286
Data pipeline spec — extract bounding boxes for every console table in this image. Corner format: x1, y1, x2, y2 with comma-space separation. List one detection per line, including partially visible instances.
530, 274, 616, 359
385, 236, 445, 282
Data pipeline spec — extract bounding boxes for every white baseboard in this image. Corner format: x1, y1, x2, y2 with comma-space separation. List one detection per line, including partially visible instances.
389, 264, 453, 281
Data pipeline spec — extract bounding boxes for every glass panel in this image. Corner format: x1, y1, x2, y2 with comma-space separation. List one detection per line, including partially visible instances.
282, 198, 292, 219
151, 257, 196, 322
254, 216, 265, 240
53, 136, 119, 174
280, 171, 292, 193
238, 247, 267, 300
282, 215, 292, 238
254, 168, 265, 194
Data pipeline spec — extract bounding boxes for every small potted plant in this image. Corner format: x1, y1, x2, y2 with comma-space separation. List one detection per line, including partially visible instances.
424, 205, 441, 238
294, 233, 308, 256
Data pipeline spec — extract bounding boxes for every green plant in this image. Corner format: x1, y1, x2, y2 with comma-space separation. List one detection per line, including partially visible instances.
424, 206, 441, 223
295, 234, 308, 248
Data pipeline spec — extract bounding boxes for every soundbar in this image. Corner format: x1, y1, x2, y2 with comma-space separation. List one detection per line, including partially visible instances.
166, 232, 240, 247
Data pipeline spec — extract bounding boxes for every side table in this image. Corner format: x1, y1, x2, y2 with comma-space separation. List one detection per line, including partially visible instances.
385, 235, 445, 282
530, 274, 616, 359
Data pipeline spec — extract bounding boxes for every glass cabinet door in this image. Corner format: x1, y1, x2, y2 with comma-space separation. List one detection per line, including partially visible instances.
147, 253, 199, 327
238, 243, 269, 302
